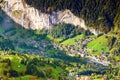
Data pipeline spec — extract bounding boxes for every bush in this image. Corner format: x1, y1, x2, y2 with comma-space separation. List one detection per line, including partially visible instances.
9, 70, 18, 77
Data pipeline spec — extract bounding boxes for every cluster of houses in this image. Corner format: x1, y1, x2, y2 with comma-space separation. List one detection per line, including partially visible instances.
57, 37, 94, 57
90, 54, 110, 66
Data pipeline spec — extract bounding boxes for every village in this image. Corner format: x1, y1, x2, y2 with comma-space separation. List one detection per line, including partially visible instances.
53, 37, 111, 67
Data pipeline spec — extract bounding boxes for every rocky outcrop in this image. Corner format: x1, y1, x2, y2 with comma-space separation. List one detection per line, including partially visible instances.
0, 0, 101, 35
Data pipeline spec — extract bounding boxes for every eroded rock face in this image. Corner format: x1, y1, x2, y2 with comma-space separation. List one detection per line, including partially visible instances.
1, 0, 101, 35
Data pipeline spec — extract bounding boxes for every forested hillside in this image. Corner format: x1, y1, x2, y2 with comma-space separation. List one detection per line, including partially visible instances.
24, 0, 120, 33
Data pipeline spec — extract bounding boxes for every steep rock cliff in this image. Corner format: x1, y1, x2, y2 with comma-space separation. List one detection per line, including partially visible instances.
0, 0, 101, 35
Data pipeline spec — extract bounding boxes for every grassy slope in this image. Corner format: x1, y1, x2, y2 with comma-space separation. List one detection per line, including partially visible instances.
1, 55, 26, 72
61, 34, 85, 45
87, 35, 109, 54
0, 52, 65, 79
13, 75, 39, 80
47, 35, 62, 43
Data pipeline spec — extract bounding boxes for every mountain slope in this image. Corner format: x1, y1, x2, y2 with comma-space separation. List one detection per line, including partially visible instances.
0, 0, 120, 79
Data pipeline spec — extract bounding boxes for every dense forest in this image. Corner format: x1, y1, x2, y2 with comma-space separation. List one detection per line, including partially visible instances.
24, 0, 120, 32
48, 23, 92, 42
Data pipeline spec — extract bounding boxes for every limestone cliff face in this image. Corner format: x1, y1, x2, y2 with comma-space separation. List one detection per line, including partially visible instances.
0, 0, 101, 35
